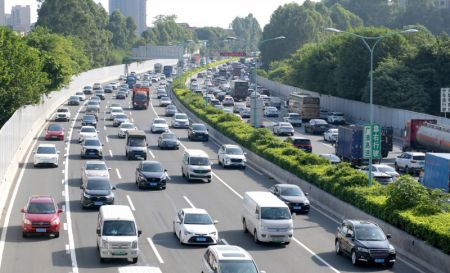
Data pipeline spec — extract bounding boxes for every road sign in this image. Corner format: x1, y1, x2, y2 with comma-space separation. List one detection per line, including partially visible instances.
363, 124, 381, 159
220, 52, 246, 57
441, 88, 450, 113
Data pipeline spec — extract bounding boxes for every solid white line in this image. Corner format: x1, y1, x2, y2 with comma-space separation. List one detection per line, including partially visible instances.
126, 195, 135, 211
62, 190, 65, 197
292, 238, 340, 273
109, 150, 113, 157
116, 168, 122, 179
149, 150, 155, 159
147, 238, 164, 264
150, 98, 159, 118
183, 196, 195, 208
221, 238, 229, 245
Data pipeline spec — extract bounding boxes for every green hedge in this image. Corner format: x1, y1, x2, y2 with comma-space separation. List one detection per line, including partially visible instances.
173, 61, 450, 254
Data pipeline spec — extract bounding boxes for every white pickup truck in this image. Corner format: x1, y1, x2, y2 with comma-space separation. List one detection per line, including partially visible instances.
283, 113, 302, 127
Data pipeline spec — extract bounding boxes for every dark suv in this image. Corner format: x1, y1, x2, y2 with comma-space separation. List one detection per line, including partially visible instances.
335, 220, 396, 267
188, 123, 209, 141
80, 177, 115, 208
285, 137, 312, 153
82, 114, 97, 127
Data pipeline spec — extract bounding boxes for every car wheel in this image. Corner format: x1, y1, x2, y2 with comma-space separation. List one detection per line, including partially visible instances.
100, 257, 105, 263
179, 232, 184, 245
404, 166, 409, 174
351, 250, 359, 266
243, 219, 248, 233
394, 163, 399, 171
207, 179, 211, 183
335, 240, 342, 255
385, 262, 395, 268
284, 241, 290, 245
22, 232, 28, 238
254, 230, 260, 244
131, 257, 138, 264
54, 232, 60, 238
181, 168, 185, 177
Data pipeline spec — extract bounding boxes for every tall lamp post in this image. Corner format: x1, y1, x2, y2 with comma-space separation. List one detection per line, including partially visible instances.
324, 27, 418, 185
252, 36, 285, 128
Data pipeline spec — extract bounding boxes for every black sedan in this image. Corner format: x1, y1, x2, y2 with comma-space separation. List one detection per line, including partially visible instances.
80, 177, 115, 208
158, 132, 180, 150
188, 123, 209, 141
82, 114, 97, 128
135, 161, 170, 190
335, 219, 396, 267
116, 91, 126, 99
68, 96, 80, 105
269, 184, 310, 214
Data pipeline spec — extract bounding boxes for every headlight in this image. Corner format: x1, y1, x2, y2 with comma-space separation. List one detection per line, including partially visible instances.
284, 201, 290, 205
102, 239, 108, 248
23, 219, 31, 225
304, 200, 310, 205
51, 218, 60, 225
106, 192, 114, 199
184, 230, 192, 235
389, 244, 396, 253
209, 232, 217, 236
357, 247, 369, 253
132, 240, 138, 249
83, 192, 91, 198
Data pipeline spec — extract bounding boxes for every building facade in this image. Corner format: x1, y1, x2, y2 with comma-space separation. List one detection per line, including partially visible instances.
0, 0, 5, 26
11, 5, 31, 33
109, 0, 147, 34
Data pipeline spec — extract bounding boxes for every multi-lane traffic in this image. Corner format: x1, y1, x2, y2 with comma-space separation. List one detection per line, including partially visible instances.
0, 76, 428, 273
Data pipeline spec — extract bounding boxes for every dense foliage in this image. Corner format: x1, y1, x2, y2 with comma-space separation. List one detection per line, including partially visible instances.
172, 61, 450, 254
140, 15, 195, 46
230, 14, 262, 52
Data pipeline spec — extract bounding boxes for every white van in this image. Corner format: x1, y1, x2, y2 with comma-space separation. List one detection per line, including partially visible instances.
242, 191, 293, 245
181, 149, 212, 183
97, 205, 142, 263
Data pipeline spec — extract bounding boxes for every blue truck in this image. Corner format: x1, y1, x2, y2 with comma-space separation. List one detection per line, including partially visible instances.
336, 125, 393, 165
422, 153, 450, 193
163, 65, 173, 78
126, 75, 137, 88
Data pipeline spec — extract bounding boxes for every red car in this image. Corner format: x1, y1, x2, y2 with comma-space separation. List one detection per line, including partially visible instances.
21, 196, 63, 238
45, 124, 65, 140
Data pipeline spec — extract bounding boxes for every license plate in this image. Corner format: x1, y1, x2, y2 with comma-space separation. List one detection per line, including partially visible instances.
112, 251, 127, 256
196, 237, 206, 242
272, 238, 284, 243
293, 206, 301, 210
52, 136, 58, 139
89, 152, 95, 155
374, 258, 384, 263
94, 201, 103, 206
149, 183, 157, 186
36, 228, 46, 233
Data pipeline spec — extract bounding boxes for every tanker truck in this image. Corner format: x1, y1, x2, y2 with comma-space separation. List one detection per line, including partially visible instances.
402, 119, 450, 152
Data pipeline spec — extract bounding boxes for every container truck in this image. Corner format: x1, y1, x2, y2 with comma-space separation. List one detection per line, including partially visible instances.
126, 75, 136, 89
230, 80, 250, 101
132, 87, 149, 110
163, 65, 173, 78
422, 153, 450, 193
154, 63, 162, 73
402, 119, 450, 152
336, 125, 393, 165
288, 93, 320, 122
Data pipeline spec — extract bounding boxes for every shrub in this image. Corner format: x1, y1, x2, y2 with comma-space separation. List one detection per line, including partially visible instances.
386, 176, 428, 210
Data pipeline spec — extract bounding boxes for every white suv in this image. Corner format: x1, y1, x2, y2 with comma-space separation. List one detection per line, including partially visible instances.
327, 112, 345, 125
395, 152, 425, 174
202, 245, 265, 273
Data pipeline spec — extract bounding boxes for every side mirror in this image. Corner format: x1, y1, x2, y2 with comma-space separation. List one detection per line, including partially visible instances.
305, 193, 309, 196
164, 169, 167, 172
20, 208, 26, 213
58, 209, 64, 213
108, 168, 111, 171
102, 144, 104, 146
138, 230, 142, 237
386, 234, 392, 239
213, 220, 219, 225
96, 229, 101, 235
291, 213, 296, 220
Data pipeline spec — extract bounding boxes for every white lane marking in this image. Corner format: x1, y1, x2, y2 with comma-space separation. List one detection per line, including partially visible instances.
62, 179, 65, 184
65, 244, 70, 254
147, 238, 164, 264
323, 143, 334, 149
126, 195, 135, 211
129, 111, 132, 116
221, 238, 229, 245
150, 99, 159, 118
116, 168, 122, 179
103, 126, 106, 131
149, 150, 155, 159
212, 173, 243, 199
62, 190, 65, 197
64, 223, 68, 231
0, 123, 46, 269
183, 196, 195, 208
105, 136, 109, 143
109, 150, 113, 157
292, 238, 340, 273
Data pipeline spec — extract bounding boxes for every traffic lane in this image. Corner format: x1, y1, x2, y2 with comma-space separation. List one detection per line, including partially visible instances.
0, 104, 82, 273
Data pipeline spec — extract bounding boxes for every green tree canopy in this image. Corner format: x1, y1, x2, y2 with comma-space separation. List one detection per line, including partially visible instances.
230, 14, 262, 52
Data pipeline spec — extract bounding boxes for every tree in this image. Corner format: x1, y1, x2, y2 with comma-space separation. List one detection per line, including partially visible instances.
230, 14, 262, 52
329, 3, 363, 30
0, 27, 49, 125
36, 0, 112, 67
25, 26, 90, 91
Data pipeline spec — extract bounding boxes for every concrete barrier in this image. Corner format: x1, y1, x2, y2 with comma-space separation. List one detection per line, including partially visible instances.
171, 86, 449, 273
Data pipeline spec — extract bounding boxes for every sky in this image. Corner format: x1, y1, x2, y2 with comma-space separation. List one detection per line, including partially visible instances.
5, 0, 313, 29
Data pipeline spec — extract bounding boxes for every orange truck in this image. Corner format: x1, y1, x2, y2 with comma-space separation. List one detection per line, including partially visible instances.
132, 87, 150, 110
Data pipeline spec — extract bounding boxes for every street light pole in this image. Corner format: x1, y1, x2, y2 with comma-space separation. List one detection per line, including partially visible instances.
252, 36, 285, 128
325, 27, 418, 186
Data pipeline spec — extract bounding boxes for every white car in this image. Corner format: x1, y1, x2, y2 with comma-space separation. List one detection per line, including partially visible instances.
118, 122, 137, 138
34, 144, 59, 167
151, 117, 169, 133
395, 152, 425, 174
362, 164, 400, 179
264, 106, 279, 117
78, 126, 98, 142
173, 208, 219, 245
108, 107, 124, 120
272, 122, 294, 136
319, 153, 341, 164
327, 112, 345, 125
323, 128, 338, 142
81, 161, 110, 184
218, 144, 247, 169
75, 91, 86, 101
55, 107, 71, 121
171, 113, 189, 128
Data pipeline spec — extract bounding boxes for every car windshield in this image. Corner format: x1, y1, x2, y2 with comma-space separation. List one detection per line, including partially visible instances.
86, 179, 110, 190
162, 133, 176, 140
84, 139, 100, 146
81, 127, 96, 133
161, 97, 170, 101
88, 101, 98, 105
121, 124, 134, 129
111, 108, 122, 113
76, 92, 83, 95
48, 124, 62, 131
218, 260, 258, 273
36, 146, 56, 154
142, 163, 163, 172
167, 105, 176, 110
355, 225, 386, 241
314, 120, 327, 125
27, 202, 55, 214
102, 220, 136, 236
189, 157, 209, 166
192, 124, 206, 131
261, 207, 291, 220
154, 119, 166, 124
292, 139, 310, 145
225, 147, 243, 155
128, 138, 146, 147
175, 114, 187, 120
83, 116, 95, 121
280, 187, 304, 197
86, 163, 107, 170
289, 114, 300, 119
376, 166, 395, 173
329, 129, 338, 134
183, 213, 213, 225
280, 123, 292, 128
69, 96, 78, 100
116, 114, 127, 119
